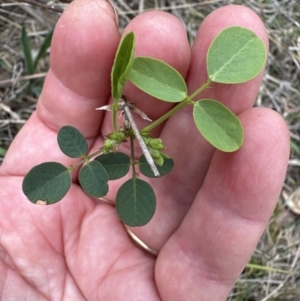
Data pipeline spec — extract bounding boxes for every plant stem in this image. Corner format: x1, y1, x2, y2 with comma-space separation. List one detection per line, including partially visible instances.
112, 103, 118, 135
87, 149, 103, 160
140, 98, 189, 133
69, 159, 85, 172
130, 135, 137, 179
140, 78, 212, 133
189, 78, 212, 100
68, 149, 104, 172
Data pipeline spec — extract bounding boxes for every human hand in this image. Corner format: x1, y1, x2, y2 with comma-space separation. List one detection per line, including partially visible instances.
0, 1, 289, 300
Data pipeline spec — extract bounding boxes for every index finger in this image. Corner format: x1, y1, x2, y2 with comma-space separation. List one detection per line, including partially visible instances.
1, 0, 119, 175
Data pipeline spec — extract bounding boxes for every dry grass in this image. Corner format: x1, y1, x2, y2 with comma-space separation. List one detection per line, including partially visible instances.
1, 0, 300, 300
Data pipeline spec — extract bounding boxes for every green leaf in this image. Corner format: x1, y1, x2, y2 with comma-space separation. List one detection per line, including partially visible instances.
111, 32, 135, 102
79, 161, 108, 198
291, 140, 300, 156
0, 147, 7, 157
128, 57, 187, 102
116, 178, 156, 226
193, 99, 244, 152
30, 84, 43, 97
57, 126, 88, 158
21, 27, 34, 75
95, 152, 130, 180
139, 155, 174, 177
22, 162, 71, 204
207, 26, 267, 84
33, 29, 53, 70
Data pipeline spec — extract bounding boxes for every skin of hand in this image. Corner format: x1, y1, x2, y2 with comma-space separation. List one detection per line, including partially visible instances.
0, 1, 290, 300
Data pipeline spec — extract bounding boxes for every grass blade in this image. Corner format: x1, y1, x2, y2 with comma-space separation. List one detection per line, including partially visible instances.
33, 29, 53, 71
21, 26, 34, 75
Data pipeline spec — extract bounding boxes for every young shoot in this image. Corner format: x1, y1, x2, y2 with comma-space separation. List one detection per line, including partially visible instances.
22, 26, 267, 227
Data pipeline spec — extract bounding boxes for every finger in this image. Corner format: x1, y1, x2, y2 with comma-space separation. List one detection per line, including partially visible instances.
85, 10, 191, 203
0, 175, 160, 300
90, 11, 191, 198
1, 0, 119, 175
164, 4, 269, 190
41, 0, 119, 133
127, 5, 269, 251
156, 107, 290, 300
100, 11, 191, 140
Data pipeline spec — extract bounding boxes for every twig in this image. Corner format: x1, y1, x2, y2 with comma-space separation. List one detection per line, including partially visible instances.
288, 159, 300, 166
0, 120, 26, 128
95, 98, 159, 176
121, 100, 160, 177
14, 0, 64, 13
0, 72, 47, 86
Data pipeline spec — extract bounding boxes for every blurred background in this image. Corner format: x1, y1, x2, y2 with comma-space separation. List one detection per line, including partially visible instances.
0, 1, 299, 299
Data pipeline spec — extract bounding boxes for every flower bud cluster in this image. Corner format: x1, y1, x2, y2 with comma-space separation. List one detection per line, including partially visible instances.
142, 135, 169, 166
102, 131, 127, 153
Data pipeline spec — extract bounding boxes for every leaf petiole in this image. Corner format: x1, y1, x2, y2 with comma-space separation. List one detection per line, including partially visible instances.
140, 79, 212, 133
68, 149, 104, 172
140, 98, 189, 133
112, 103, 118, 135
189, 78, 212, 101
129, 135, 137, 178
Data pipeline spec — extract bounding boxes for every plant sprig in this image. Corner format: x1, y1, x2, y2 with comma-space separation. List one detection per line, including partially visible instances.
22, 26, 267, 226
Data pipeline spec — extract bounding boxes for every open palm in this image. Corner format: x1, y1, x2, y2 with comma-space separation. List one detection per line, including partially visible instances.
0, 1, 289, 300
